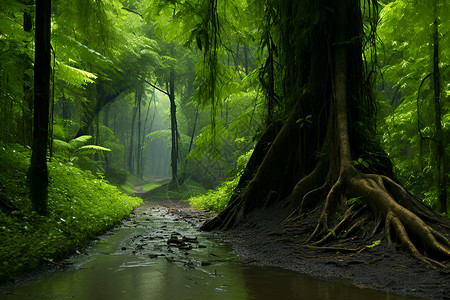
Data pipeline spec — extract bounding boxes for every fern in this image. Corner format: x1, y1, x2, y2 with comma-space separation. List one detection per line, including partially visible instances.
53, 135, 111, 160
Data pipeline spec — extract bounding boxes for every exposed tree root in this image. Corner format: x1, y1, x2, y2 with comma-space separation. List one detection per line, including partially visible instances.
306, 245, 364, 253
275, 163, 449, 271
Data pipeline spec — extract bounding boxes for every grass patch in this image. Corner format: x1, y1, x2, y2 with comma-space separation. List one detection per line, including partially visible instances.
187, 149, 253, 212
187, 176, 239, 212
120, 181, 137, 195
151, 179, 206, 199
120, 175, 170, 194
141, 180, 170, 192
0, 142, 141, 282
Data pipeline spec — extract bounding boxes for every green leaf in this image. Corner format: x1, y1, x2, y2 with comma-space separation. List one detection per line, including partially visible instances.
347, 196, 363, 205
69, 135, 93, 149
52, 139, 73, 150
56, 60, 97, 87
366, 240, 381, 248
75, 145, 112, 156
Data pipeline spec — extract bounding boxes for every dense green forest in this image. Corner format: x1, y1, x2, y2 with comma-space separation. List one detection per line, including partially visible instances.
0, 0, 449, 280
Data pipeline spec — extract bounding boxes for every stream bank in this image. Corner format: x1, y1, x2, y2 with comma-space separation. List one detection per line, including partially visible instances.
216, 197, 449, 300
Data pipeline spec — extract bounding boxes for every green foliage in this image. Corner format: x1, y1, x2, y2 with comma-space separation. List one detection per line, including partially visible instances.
188, 176, 239, 212
377, 0, 450, 208
53, 135, 111, 161
105, 165, 129, 185
188, 149, 253, 212
0, 142, 141, 281
296, 115, 313, 129
98, 125, 125, 167
151, 178, 206, 200
347, 196, 364, 206
352, 157, 370, 170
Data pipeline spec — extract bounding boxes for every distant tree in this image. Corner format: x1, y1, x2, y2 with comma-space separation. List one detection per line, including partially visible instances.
377, 0, 449, 213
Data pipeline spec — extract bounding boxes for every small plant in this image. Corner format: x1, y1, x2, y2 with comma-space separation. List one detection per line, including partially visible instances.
352, 157, 369, 169
347, 196, 364, 206
52, 135, 111, 161
296, 114, 313, 129
366, 240, 381, 248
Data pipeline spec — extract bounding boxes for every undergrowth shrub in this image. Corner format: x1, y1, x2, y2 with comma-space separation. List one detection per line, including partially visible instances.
188, 149, 253, 212
0, 142, 141, 282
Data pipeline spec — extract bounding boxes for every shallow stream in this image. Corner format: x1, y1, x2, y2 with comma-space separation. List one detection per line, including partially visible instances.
0, 201, 421, 299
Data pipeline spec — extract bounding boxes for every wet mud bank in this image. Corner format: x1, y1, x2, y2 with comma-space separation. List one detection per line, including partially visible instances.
213, 199, 449, 300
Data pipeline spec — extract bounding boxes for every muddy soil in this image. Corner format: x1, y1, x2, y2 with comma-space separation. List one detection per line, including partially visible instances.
184, 197, 450, 300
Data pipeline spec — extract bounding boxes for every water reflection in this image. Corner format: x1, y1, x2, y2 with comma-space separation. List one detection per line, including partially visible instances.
0, 203, 423, 300
241, 266, 420, 300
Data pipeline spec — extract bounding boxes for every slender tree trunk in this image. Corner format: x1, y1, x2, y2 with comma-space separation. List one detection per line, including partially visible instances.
244, 44, 249, 75
49, 47, 55, 161
104, 104, 110, 128
186, 106, 199, 166
266, 34, 275, 125
22, 0, 34, 146
432, 7, 447, 213
168, 69, 179, 184
128, 103, 137, 174
29, 0, 51, 216
235, 42, 240, 71
61, 93, 69, 120
140, 91, 154, 174
136, 82, 143, 179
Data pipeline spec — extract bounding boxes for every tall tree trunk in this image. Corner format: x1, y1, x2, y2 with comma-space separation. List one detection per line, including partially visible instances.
141, 91, 155, 175
29, 0, 51, 216
168, 69, 179, 184
243, 44, 249, 76
128, 103, 137, 175
22, 0, 34, 146
136, 82, 143, 179
266, 34, 275, 125
185, 106, 199, 169
203, 0, 450, 265
432, 3, 446, 214
104, 103, 110, 128
61, 93, 69, 120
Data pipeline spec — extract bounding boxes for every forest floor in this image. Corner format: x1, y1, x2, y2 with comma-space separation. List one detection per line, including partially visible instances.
166, 198, 450, 300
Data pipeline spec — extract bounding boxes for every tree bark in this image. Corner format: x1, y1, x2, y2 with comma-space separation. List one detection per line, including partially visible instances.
29, 0, 51, 216
128, 102, 138, 174
136, 81, 143, 179
432, 5, 447, 214
22, 0, 34, 146
168, 68, 179, 184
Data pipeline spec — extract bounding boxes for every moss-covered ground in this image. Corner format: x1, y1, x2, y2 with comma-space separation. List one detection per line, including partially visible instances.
0, 142, 141, 282
150, 179, 207, 200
